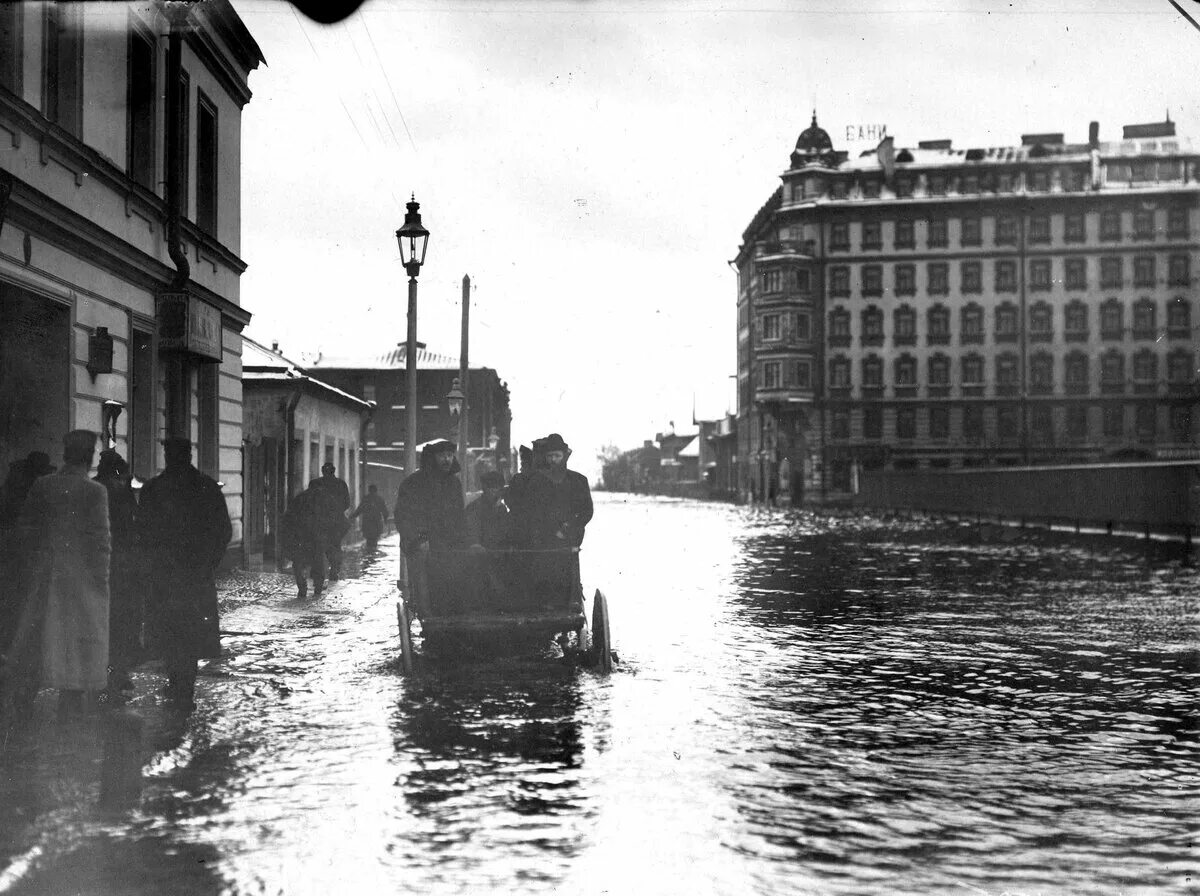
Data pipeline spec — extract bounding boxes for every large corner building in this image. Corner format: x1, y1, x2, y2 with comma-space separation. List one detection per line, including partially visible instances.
735, 114, 1200, 504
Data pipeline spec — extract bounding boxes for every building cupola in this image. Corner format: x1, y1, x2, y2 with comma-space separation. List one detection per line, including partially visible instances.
791, 110, 835, 168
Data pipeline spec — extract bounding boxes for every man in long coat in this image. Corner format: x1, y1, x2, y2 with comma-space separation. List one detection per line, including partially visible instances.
350, 483, 389, 550
281, 485, 326, 599
138, 437, 231, 708
394, 441, 467, 614
309, 462, 351, 580
520, 434, 593, 607
4, 430, 110, 716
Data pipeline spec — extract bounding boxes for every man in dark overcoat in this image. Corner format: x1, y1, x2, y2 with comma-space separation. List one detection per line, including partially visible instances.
281, 485, 326, 599
521, 434, 593, 607
138, 437, 231, 708
394, 441, 467, 614
94, 449, 141, 693
309, 462, 351, 580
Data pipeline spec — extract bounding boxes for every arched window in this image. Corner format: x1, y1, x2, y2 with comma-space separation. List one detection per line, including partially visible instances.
828, 308, 851, 346
1030, 352, 1054, 394
961, 352, 985, 386
995, 302, 1019, 343
1030, 301, 1053, 342
828, 356, 851, 389
1065, 351, 1090, 393
1065, 300, 1089, 341
1132, 349, 1158, 387
1132, 298, 1157, 339
894, 354, 917, 387
928, 353, 951, 387
1168, 349, 1195, 386
1168, 297, 1192, 338
961, 303, 984, 344
1100, 349, 1126, 393
1100, 298, 1124, 340
927, 304, 950, 345
995, 352, 1019, 394
862, 354, 883, 388
894, 305, 916, 346
861, 306, 884, 345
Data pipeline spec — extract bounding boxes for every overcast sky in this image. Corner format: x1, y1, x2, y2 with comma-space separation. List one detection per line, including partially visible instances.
231, 0, 1200, 477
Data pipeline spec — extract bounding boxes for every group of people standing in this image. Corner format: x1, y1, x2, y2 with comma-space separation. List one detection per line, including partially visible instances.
280, 462, 360, 599
0, 433, 231, 717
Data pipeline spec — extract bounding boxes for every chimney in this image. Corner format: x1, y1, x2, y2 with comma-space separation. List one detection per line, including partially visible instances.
1088, 121, 1099, 148
271, 340, 279, 353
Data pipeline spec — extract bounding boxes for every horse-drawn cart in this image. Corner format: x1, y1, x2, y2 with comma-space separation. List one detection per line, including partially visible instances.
396, 547, 612, 674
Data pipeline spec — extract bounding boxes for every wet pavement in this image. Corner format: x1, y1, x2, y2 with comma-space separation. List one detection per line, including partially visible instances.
0, 494, 1197, 895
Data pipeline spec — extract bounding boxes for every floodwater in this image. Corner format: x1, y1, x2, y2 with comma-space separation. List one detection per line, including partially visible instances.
0, 494, 1197, 895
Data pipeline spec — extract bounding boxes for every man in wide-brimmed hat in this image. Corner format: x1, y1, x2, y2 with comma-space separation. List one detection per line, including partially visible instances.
523, 434, 593, 549
394, 440, 468, 614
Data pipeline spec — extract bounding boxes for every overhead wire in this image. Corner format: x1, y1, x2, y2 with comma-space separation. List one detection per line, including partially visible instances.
360, 12, 418, 153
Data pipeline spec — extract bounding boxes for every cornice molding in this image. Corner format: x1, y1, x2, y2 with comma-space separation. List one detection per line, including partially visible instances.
185, 30, 253, 109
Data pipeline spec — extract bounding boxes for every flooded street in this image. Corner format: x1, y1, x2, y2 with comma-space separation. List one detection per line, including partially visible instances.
1, 493, 1197, 895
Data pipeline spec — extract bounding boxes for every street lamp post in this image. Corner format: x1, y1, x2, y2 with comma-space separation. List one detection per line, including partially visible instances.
396, 196, 430, 478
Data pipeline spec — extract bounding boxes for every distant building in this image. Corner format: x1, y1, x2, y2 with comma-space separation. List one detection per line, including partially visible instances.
0, 1, 263, 558
306, 346, 511, 495
241, 337, 371, 568
735, 113, 1200, 503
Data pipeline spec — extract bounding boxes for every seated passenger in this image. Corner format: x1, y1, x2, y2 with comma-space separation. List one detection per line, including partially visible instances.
394, 441, 468, 614
466, 471, 509, 551
520, 434, 593, 609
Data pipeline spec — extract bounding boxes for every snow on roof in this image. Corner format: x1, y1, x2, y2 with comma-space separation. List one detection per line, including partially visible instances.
676, 436, 700, 458
305, 344, 465, 371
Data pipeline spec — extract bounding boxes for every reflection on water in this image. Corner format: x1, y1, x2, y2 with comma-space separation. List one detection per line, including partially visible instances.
0, 503, 1195, 895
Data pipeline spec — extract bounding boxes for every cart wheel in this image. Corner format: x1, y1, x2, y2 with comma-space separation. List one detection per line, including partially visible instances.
397, 599, 414, 674
591, 589, 613, 674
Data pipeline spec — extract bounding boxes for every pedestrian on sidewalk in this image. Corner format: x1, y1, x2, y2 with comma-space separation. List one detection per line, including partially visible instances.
138, 438, 231, 709
2, 430, 110, 718
350, 483, 389, 551
282, 486, 326, 599
94, 449, 142, 695
309, 462, 351, 580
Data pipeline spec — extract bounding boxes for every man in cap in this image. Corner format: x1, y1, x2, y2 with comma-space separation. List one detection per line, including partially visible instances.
393, 440, 467, 614
308, 462, 351, 581
138, 437, 231, 709
2, 431, 110, 716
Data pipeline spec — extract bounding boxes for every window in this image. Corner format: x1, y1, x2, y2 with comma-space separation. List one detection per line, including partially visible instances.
196, 92, 219, 234
894, 306, 916, 346
1170, 406, 1192, 442
995, 303, 1019, 342
1168, 349, 1195, 387
1136, 405, 1157, 442
862, 355, 883, 389
1064, 168, 1088, 192
830, 266, 850, 297
1133, 208, 1155, 240
963, 406, 984, 439
1101, 350, 1125, 393
862, 264, 883, 297
962, 261, 982, 294
1133, 299, 1156, 340
1065, 257, 1087, 290
762, 361, 782, 390
862, 179, 882, 199
928, 353, 951, 388
127, 29, 157, 189
930, 406, 949, 439
762, 313, 782, 341
1168, 206, 1190, 240
953, 218, 980, 251
997, 406, 1019, 440
1134, 255, 1156, 287
1065, 352, 1090, 394
1032, 406, 1054, 441
1029, 215, 1051, 243
895, 263, 916, 296
996, 216, 1018, 245
1103, 405, 1124, 439
1064, 213, 1086, 243
861, 306, 884, 346
927, 262, 949, 295
362, 383, 376, 403
928, 217, 948, 248
1169, 253, 1191, 286
829, 357, 851, 390
830, 181, 848, 200
1100, 299, 1124, 340
1030, 169, 1050, 192
1132, 349, 1158, 388
762, 270, 782, 293
1067, 406, 1089, 441
996, 353, 1019, 394
1030, 352, 1054, 394
995, 260, 1017, 293
927, 305, 950, 345
795, 311, 812, 341
1168, 297, 1191, 338
794, 268, 812, 293
896, 407, 916, 440
927, 174, 947, 196
42, 3, 83, 136
1101, 209, 1122, 241
862, 221, 882, 250
997, 172, 1017, 193
895, 219, 914, 249
794, 360, 812, 389
960, 174, 979, 195
1100, 256, 1123, 288
895, 354, 917, 387
832, 410, 851, 439
863, 407, 883, 439
830, 222, 850, 251
1030, 302, 1053, 342
0, 4, 19, 94
1029, 259, 1051, 291
895, 177, 913, 198
828, 308, 851, 346
961, 304, 984, 344
1065, 301, 1089, 341
962, 353, 984, 386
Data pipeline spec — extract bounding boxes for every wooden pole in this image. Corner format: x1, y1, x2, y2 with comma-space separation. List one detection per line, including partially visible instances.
459, 274, 470, 480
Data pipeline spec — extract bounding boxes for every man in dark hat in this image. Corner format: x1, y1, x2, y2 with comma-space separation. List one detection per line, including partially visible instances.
138, 437, 232, 709
520, 434, 593, 608
393, 440, 467, 614
94, 449, 141, 694
466, 471, 509, 551
308, 462, 351, 580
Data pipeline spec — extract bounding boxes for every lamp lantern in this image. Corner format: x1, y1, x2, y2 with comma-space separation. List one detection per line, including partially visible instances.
395, 195, 430, 277
446, 377, 464, 417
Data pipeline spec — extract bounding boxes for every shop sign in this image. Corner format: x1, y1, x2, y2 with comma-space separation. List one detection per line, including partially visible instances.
157, 293, 222, 361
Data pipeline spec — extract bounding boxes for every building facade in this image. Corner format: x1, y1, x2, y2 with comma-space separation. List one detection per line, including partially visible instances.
735, 114, 1200, 503
307, 346, 512, 495
0, 1, 262, 554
